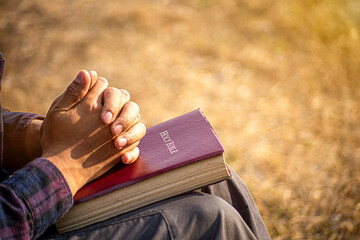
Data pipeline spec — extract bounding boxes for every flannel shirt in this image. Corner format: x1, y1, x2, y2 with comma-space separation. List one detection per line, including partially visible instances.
0, 55, 73, 239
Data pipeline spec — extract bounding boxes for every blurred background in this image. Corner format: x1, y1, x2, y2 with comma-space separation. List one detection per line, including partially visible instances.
1, 0, 359, 239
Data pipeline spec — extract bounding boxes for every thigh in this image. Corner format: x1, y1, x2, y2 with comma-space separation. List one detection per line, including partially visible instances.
200, 165, 271, 240
41, 192, 255, 240
41, 210, 171, 240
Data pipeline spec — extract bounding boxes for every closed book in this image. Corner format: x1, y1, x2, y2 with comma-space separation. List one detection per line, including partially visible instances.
56, 109, 230, 233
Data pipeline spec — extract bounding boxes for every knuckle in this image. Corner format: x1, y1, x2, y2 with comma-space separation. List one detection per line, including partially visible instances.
124, 123, 145, 145
104, 87, 116, 95
126, 134, 133, 144
103, 91, 119, 110
124, 123, 146, 144
105, 88, 130, 107
66, 83, 81, 98
137, 121, 146, 130
138, 122, 147, 136
86, 101, 100, 112
120, 89, 130, 100
98, 77, 109, 87
117, 115, 132, 127
126, 101, 140, 113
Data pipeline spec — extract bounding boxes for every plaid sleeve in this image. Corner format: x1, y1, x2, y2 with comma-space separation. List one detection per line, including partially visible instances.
0, 158, 73, 239
2, 109, 45, 164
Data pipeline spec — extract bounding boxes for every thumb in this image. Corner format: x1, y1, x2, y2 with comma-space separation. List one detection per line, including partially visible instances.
54, 70, 92, 111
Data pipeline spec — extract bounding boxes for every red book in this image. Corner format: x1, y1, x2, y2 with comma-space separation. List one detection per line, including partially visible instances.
56, 109, 230, 233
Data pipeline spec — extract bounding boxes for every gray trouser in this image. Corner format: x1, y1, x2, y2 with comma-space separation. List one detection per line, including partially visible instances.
41, 166, 271, 240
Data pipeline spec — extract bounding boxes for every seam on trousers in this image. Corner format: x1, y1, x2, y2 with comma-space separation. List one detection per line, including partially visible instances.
158, 210, 175, 240
238, 206, 250, 216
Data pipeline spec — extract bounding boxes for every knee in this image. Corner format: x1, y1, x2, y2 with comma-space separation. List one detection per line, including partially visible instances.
188, 193, 238, 224
192, 194, 241, 231
163, 193, 249, 239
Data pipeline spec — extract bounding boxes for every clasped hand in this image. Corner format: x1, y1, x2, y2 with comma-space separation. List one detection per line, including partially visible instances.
40, 70, 146, 195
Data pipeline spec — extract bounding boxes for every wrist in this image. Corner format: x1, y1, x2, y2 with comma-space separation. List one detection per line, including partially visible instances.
44, 154, 84, 196
25, 119, 43, 160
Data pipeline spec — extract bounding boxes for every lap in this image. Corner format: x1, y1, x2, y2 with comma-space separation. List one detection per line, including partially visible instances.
41, 166, 270, 240
41, 193, 256, 240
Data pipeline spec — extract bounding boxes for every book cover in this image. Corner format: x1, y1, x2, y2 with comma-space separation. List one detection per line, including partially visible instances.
56, 109, 230, 232
74, 108, 224, 203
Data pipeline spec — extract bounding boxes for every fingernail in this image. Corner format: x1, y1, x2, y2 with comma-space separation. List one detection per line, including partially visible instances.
122, 154, 131, 164
113, 124, 123, 136
75, 71, 85, 83
116, 137, 127, 149
103, 111, 113, 125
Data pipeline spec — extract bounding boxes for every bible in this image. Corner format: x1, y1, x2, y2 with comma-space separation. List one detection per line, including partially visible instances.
56, 109, 230, 233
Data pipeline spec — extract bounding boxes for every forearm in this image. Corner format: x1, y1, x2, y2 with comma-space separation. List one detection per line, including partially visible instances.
0, 158, 73, 239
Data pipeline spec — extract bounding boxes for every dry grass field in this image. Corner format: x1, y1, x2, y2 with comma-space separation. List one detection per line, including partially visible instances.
1, 0, 359, 239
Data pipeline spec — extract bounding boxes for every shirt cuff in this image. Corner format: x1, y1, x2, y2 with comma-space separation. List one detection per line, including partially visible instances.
2, 111, 45, 170
3, 158, 73, 238
6, 112, 44, 156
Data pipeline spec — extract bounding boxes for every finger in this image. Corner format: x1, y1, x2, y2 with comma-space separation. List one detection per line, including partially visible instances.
114, 121, 146, 149
88, 140, 140, 181
89, 70, 98, 90
54, 70, 91, 111
101, 88, 130, 125
113, 113, 141, 138
133, 114, 141, 125
121, 146, 140, 164
111, 101, 140, 136
82, 76, 109, 106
